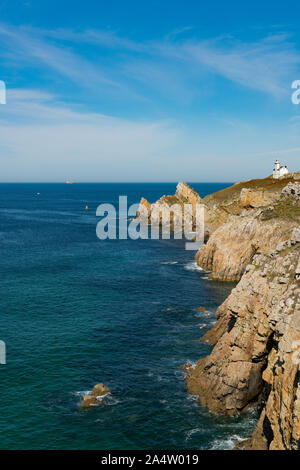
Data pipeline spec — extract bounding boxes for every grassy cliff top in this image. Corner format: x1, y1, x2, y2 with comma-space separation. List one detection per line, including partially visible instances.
204, 176, 297, 205
261, 196, 300, 223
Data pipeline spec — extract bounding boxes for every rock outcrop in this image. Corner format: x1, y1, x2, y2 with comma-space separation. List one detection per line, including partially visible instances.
240, 188, 278, 208
135, 182, 203, 232
80, 383, 110, 408
185, 227, 300, 449
175, 182, 202, 210
135, 197, 151, 220
282, 182, 300, 199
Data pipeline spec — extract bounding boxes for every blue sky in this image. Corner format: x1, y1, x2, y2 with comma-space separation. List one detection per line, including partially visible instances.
0, 0, 300, 181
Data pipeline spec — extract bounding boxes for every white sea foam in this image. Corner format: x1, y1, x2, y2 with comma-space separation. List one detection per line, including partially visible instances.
184, 261, 204, 272
105, 395, 121, 406
74, 390, 116, 405
186, 394, 198, 402
184, 361, 197, 369
160, 261, 178, 265
74, 390, 91, 398
185, 427, 203, 441
95, 392, 110, 402
210, 434, 245, 450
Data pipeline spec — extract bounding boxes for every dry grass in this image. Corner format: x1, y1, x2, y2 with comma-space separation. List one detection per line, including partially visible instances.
204, 176, 296, 205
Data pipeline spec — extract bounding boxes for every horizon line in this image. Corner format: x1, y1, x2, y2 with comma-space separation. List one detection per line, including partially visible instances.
0, 181, 235, 184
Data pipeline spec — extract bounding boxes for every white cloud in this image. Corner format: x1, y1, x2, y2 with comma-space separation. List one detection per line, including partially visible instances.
0, 89, 182, 181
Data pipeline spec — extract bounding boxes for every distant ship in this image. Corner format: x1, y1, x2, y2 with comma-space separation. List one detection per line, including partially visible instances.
65, 180, 74, 184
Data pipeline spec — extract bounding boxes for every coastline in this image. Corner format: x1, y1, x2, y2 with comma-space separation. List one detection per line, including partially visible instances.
138, 177, 300, 450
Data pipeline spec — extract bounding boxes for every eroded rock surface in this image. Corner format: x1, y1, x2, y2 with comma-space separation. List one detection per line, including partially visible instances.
240, 188, 278, 208
282, 182, 300, 199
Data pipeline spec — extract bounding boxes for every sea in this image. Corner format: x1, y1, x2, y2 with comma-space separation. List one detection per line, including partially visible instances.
0, 183, 257, 450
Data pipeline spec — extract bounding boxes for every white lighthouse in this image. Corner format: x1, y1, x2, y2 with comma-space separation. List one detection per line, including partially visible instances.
273, 160, 289, 179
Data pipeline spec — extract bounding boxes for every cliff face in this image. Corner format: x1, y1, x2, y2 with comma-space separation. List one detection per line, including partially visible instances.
195, 210, 297, 281
185, 227, 300, 449
195, 185, 300, 281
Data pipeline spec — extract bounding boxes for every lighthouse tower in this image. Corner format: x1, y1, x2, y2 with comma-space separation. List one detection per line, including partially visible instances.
273, 160, 289, 179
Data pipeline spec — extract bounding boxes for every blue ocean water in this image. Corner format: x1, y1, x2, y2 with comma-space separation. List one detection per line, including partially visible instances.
0, 183, 257, 450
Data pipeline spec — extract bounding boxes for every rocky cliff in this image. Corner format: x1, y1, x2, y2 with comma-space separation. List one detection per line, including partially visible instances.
195, 179, 300, 281
185, 226, 300, 449
138, 177, 300, 449
184, 180, 300, 450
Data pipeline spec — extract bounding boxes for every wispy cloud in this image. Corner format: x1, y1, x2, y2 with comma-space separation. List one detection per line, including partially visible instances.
253, 146, 300, 156
0, 23, 121, 89
154, 34, 300, 97
0, 22, 299, 103
3, 88, 109, 122
0, 23, 299, 181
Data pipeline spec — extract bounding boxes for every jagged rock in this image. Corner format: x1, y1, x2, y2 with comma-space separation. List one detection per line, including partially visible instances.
135, 197, 151, 221
175, 182, 202, 209
135, 182, 204, 232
